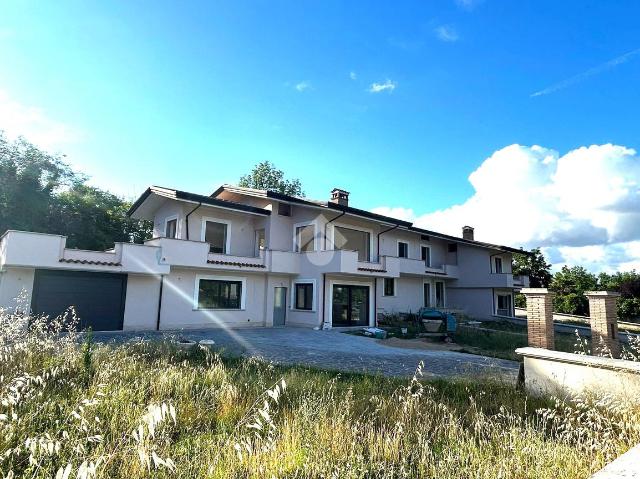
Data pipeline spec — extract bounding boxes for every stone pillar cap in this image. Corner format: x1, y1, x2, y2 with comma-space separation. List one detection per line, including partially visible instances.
521, 288, 553, 295
585, 291, 621, 297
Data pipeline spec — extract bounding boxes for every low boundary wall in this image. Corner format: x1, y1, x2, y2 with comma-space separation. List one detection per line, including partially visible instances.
516, 347, 640, 399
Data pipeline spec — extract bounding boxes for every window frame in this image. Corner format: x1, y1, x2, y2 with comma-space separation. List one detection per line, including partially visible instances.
382, 277, 396, 297
330, 223, 374, 262
397, 241, 409, 259
164, 215, 179, 239
420, 244, 431, 267
193, 274, 246, 310
435, 281, 446, 308
293, 221, 318, 253
200, 217, 232, 254
291, 279, 316, 311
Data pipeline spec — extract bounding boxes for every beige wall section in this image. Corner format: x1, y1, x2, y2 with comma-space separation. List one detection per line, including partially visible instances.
153, 200, 186, 239
123, 275, 161, 331
446, 287, 494, 318
0, 267, 35, 312
377, 277, 424, 314
158, 268, 267, 330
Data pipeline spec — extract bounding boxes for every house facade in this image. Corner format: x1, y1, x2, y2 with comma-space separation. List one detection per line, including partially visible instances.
0, 185, 529, 331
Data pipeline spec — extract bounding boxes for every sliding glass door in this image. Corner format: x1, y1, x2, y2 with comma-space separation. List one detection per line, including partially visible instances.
332, 284, 369, 326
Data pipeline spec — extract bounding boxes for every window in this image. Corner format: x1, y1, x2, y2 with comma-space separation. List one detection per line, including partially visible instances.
165, 218, 177, 238
496, 294, 512, 316
294, 282, 314, 310
494, 257, 503, 273
447, 243, 457, 253
204, 220, 228, 254
435, 281, 445, 308
398, 241, 409, 258
421, 245, 431, 267
383, 278, 395, 297
197, 279, 243, 309
278, 203, 291, 216
423, 283, 431, 307
295, 224, 315, 252
334, 226, 370, 262
255, 229, 266, 256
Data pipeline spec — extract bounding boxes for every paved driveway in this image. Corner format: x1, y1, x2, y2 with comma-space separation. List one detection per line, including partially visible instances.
95, 327, 519, 379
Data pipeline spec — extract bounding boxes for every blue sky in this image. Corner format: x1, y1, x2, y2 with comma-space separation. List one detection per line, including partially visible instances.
1, 1, 640, 271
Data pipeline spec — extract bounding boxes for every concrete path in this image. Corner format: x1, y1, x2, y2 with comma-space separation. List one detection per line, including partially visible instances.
94, 327, 520, 380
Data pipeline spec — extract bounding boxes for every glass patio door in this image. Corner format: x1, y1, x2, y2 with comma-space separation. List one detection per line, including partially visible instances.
332, 285, 369, 326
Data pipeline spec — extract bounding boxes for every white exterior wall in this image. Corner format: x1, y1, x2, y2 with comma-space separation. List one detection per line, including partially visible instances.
0, 267, 35, 312
377, 277, 423, 314
446, 287, 494, 318
153, 200, 186, 239
123, 275, 161, 330
158, 268, 267, 330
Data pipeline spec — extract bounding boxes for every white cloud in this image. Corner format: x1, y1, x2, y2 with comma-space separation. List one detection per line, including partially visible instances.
0, 89, 81, 150
434, 25, 459, 42
371, 206, 416, 222
531, 48, 640, 97
374, 144, 640, 273
368, 79, 396, 93
349, 71, 357, 80
295, 81, 311, 92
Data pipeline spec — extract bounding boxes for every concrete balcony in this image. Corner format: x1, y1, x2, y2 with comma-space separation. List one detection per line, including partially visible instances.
396, 257, 459, 279
265, 250, 300, 274
486, 273, 515, 288
1, 230, 168, 275
513, 274, 530, 288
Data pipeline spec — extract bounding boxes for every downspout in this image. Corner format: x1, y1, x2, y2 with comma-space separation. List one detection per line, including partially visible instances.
320, 273, 327, 329
185, 202, 202, 240
156, 275, 164, 330
324, 211, 345, 250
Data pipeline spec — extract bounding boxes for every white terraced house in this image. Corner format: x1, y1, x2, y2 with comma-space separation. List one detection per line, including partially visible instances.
0, 185, 529, 331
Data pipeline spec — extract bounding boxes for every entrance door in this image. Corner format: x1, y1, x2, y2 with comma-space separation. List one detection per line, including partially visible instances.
273, 287, 287, 326
332, 284, 369, 327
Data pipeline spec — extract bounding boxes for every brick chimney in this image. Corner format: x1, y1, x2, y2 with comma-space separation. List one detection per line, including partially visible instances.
462, 225, 474, 241
330, 188, 350, 206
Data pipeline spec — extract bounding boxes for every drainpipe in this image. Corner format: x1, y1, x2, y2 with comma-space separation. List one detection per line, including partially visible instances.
374, 277, 378, 327
156, 275, 164, 330
376, 224, 398, 261
185, 202, 202, 240
324, 211, 345, 250
320, 273, 327, 329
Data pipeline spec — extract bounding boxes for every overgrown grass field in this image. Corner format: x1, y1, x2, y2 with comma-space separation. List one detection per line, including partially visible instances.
2, 314, 640, 478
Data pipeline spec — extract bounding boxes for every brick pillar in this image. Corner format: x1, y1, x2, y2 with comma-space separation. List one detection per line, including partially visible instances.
522, 288, 555, 349
586, 291, 621, 358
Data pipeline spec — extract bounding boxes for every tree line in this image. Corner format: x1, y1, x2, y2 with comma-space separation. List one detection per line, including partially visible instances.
0, 133, 151, 250
513, 249, 640, 322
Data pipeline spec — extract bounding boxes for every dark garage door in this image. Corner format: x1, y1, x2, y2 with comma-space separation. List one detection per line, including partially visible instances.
31, 270, 127, 331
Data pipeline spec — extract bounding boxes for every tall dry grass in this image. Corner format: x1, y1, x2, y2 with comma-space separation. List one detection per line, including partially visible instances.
1, 297, 640, 478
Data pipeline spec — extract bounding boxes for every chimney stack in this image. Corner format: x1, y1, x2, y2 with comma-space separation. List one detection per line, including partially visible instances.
330, 188, 350, 207
462, 225, 474, 241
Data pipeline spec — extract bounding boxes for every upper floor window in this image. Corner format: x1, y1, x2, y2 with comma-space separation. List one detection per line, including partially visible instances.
295, 224, 315, 252
421, 245, 431, 267
165, 218, 177, 238
398, 241, 409, 258
494, 257, 503, 273
334, 226, 370, 262
203, 219, 229, 254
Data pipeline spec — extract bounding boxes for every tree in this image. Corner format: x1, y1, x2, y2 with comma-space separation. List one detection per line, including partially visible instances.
238, 161, 304, 196
0, 132, 151, 250
550, 266, 598, 316
598, 271, 640, 322
513, 248, 552, 288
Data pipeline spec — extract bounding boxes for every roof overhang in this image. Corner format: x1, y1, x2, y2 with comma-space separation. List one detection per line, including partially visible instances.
128, 186, 271, 219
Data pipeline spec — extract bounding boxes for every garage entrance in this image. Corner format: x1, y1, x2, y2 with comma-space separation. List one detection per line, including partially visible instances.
31, 269, 127, 331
